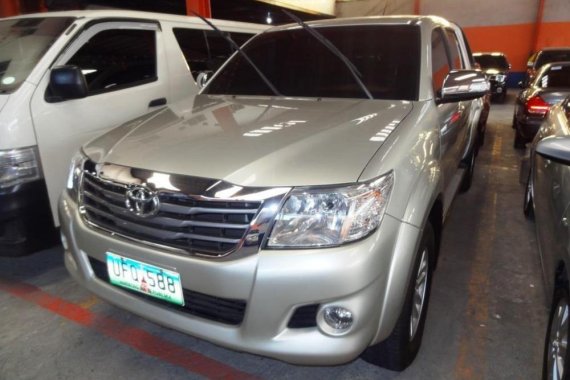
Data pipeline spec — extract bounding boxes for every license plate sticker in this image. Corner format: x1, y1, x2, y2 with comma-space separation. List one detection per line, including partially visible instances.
106, 252, 184, 306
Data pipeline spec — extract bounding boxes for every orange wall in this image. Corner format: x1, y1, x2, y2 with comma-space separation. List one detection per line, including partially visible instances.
464, 24, 535, 71
536, 21, 570, 48
464, 21, 570, 72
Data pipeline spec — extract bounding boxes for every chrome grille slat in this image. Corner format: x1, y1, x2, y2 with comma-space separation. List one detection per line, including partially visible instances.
83, 205, 242, 244
81, 169, 263, 256
159, 203, 259, 215
83, 190, 249, 229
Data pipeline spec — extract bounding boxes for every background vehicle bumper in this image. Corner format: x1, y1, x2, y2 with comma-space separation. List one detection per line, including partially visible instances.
59, 191, 420, 365
0, 180, 58, 256
516, 115, 543, 140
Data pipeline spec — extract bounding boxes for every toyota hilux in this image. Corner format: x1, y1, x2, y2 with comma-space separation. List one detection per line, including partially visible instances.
59, 16, 487, 370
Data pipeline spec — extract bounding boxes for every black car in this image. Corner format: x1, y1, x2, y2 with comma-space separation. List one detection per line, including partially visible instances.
473, 52, 510, 102
525, 47, 570, 87
513, 62, 570, 149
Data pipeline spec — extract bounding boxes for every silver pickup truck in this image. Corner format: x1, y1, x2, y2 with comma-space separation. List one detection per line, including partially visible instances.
60, 16, 487, 370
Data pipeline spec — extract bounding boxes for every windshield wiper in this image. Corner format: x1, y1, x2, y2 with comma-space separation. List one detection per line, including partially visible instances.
282, 10, 374, 100
190, 12, 282, 97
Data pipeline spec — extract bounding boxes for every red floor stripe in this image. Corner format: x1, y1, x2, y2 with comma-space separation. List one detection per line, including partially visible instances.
0, 278, 258, 380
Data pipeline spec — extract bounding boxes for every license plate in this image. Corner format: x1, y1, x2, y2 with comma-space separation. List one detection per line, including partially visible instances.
106, 252, 184, 306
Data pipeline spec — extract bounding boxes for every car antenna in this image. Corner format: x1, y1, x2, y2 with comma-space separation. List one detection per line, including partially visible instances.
190, 11, 282, 97
282, 9, 374, 100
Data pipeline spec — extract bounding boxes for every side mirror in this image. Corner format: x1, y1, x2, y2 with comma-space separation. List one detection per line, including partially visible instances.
196, 71, 212, 89
49, 65, 88, 101
438, 70, 489, 104
536, 137, 570, 166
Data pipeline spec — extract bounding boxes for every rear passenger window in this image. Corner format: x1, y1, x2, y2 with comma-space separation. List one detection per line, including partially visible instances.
173, 28, 253, 79
445, 29, 464, 69
431, 29, 451, 96
66, 29, 156, 95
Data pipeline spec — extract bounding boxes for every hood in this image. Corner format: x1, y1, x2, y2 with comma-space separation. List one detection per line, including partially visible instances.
84, 95, 413, 187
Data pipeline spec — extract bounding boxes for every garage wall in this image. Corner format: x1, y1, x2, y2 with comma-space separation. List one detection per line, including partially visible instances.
335, 0, 413, 18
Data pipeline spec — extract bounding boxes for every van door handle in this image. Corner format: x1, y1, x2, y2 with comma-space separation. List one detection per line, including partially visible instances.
148, 98, 167, 107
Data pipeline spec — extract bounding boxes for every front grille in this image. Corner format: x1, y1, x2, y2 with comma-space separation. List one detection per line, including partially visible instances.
81, 171, 262, 257
89, 257, 247, 325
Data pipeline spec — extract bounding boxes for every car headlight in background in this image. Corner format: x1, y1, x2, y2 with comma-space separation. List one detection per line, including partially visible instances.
267, 172, 394, 248
491, 74, 506, 82
0, 146, 43, 189
66, 150, 87, 201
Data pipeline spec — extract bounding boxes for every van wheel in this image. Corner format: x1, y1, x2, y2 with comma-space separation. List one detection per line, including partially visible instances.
543, 287, 570, 380
361, 223, 434, 371
459, 148, 475, 193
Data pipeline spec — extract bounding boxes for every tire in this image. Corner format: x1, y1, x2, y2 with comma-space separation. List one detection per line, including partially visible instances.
512, 114, 517, 129
514, 128, 526, 150
523, 171, 534, 219
543, 287, 570, 380
459, 147, 475, 193
361, 223, 435, 371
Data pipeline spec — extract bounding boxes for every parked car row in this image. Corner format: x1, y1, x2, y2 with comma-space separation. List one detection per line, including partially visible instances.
516, 47, 570, 380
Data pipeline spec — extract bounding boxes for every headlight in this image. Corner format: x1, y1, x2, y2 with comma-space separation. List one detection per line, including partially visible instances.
0, 146, 42, 189
492, 74, 506, 82
66, 150, 87, 201
267, 172, 394, 248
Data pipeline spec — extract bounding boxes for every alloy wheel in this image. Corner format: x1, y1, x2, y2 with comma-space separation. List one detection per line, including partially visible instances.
547, 297, 569, 380
410, 248, 429, 340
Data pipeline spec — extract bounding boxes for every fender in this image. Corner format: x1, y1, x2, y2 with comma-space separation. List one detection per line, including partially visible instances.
370, 164, 443, 344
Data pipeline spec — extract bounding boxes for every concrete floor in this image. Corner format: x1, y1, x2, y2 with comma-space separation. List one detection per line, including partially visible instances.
0, 93, 547, 379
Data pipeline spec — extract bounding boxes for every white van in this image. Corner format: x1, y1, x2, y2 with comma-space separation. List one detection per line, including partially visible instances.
0, 10, 266, 256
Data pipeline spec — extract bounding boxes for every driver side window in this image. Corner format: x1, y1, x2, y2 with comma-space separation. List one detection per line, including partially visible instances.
66, 28, 157, 96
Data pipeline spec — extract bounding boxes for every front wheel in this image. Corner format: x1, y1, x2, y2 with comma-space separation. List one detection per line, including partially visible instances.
361, 223, 435, 371
543, 287, 570, 380
514, 128, 526, 149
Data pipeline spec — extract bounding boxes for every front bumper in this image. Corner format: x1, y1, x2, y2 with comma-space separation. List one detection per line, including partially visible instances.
489, 80, 507, 96
0, 180, 58, 256
59, 191, 421, 365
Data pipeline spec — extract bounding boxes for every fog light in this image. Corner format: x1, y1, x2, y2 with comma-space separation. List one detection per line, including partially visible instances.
322, 306, 353, 334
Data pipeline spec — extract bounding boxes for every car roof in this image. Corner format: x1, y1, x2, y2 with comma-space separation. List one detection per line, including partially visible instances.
2, 10, 267, 30
265, 15, 454, 32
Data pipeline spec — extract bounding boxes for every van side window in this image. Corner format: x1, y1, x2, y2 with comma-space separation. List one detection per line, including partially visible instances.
173, 28, 253, 79
66, 29, 156, 95
431, 28, 451, 96
445, 29, 464, 69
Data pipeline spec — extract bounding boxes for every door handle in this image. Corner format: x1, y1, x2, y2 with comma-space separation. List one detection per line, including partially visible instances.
148, 98, 167, 107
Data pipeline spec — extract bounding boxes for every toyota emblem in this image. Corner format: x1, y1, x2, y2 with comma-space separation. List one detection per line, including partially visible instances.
125, 185, 159, 217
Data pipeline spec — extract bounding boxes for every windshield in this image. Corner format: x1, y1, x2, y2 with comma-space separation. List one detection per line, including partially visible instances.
536, 50, 570, 69
473, 54, 509, 70
536, 65, 570, 88
0, 17, 73, 94
204, 25, 421, 100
